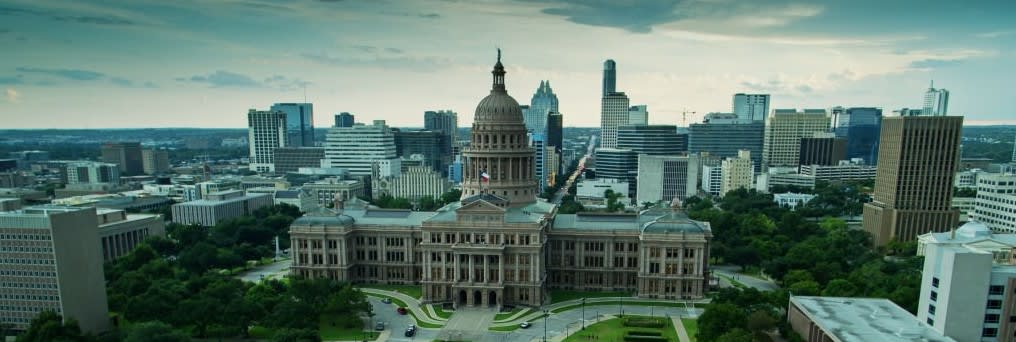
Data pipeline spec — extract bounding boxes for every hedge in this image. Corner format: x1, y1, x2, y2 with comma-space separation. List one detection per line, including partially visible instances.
623, 318, 666, 328
622, 335, 668, 342
627, 330, 663, 337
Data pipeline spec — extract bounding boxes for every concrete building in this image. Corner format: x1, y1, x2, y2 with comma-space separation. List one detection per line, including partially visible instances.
788, 296, 953, 342
0, 171, 33, 188
171, 190, 274, 226
334, 112, 355, 128
8, 150, 49, 170
863, 116, 963, 246
972, 173, 1016, 233
618, 125, 684, 156
756, 170, 816, 193
288, 56, 713, 308
545, 145, 560, 188
627, 105, 648, 126
955, 169, 984, 189
576, 178, 630, 208
101, 142, 144, 176
141, 149, 170, 175
721, 150, 754, 196
732, 93, 770, 122
394, 129, 448, 174
917, 222, 1016, 342
247, 109, 288, 173
0, 198, 21, 211
832, 107, 882, 165
636, 154, 700, 205
448, 156, 463, 184
0, 206, 110, 333
273, 147, 325, 173
600, 92, 630, 149
96, 209, 165, 262
194, 179, 241, 200
688, 113, 764, 172
322, 120, 398, 176
953, 197, 977, 222
799, 133, 847, 166
799, 160, 877, 182
424, 110, 458, 157
763, 109, 831, 170
271, 103, 315, 148
774, 192, 816, 209
701, 165, 723, 196
66, 161, 120, 186
373, 164, 451, 202
923, 81, 950, 116
301, 177, 366, 208
593, 148, 637, 196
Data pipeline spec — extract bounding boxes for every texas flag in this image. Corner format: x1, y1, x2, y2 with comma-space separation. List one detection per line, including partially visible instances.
481, 171, 491, 182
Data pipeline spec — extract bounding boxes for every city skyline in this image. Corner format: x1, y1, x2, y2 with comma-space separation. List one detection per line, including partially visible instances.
2, 0, 1015, 129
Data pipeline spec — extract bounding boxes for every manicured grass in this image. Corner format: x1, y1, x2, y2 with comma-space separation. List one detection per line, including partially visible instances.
681, 318, 698, 342
550, 289, 633, 304
550, 300, 693, 314
716, 274, 747, 289
563, 316, 678, 342
358, 284, 423, 299
433, 306, 454, 319
488, 314, 546, 332
319, 314, 378, 341
494, 307, 529, 321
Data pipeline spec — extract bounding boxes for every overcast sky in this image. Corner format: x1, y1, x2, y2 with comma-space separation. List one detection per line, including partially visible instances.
2, 0, 1014, 128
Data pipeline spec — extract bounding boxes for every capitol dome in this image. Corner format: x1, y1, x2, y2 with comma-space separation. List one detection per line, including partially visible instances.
473, 51, 524, 124
956, 219, 992, 238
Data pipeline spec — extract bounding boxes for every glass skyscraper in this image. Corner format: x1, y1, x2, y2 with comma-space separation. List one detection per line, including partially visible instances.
603, 60, 616, 96
922, 82, 949, 116
524, 81, 559, 135
833, 107, 882, 165
270, 103, 314, 147
733, 93, 770, 122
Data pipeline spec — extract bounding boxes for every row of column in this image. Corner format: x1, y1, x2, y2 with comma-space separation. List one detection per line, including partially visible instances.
422, 252, 542, 284
465, 156, 534, 182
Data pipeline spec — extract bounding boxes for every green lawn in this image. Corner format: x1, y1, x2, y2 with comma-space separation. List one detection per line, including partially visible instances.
433, 306, 454, 319
716, 274, 747, 289
550, 300, 694, 314
319, 314, 378, 341
681, 318, 698, 342
550, 289, 633, 304
367, 294, 443, 329
494, 307, 529, 321
358, 284, 423, 299
563, 316, 678, 342
488, 314, 546, 332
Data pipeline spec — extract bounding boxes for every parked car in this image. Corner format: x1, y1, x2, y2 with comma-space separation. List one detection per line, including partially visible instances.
382, 297, 392, 304
375, 322, 385, 330
404, 327, 416, 337
520, 321, 531, 329
397, 307, 408, 315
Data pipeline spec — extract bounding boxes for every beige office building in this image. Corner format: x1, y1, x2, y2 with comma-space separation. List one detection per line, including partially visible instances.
96, 209, 165, 262
289, 55, 712, 308
863, 116, 962, 246
721, 150, 754, 195
141, 149, 170, 175
762, 109, 830, 169
0, 206, 110, 333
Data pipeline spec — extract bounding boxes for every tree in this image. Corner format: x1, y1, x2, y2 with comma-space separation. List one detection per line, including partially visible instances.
270, 329, 320, 342
788, 280, 821, 296
746, 311, 778, 333
17, 311, 85, 342
715, 328, 753, 342
440, 189, 463, 204
697, 303, 748, 341
821, 279, 859, 297
124, 321, 190, 342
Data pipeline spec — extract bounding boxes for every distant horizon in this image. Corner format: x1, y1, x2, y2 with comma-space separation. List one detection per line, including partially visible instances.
1, 122, 1015, 131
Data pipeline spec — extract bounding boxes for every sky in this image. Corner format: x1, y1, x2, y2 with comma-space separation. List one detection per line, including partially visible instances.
1, 0, 1015, 129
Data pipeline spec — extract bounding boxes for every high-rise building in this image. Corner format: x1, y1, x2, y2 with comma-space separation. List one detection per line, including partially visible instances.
862, 116, 963, 246
617, 125, 684, 156
594, 148, 637, 182
66, 161, 120, 185
271, 103, 315, 147
688, 113, 764, 172
321, 120, 398, 176
0, 206, 110, 333
799, 133, 847, 166
627, 105, 648, 126
334, 112, 355, 128
531, 133, 548, 194
721, 150, 754, 195
447, 155, 463, 184
524, 81, 559, 135
395, 129, 448, 174
141, 148, 170, 175
424, 110, 458, 156
923, 81, 950, 116
1011, 134, 1015, 162
547, 111, 563, 151
100, 142, 144, 176
602, 59, 616, 96
636, 154, 700, 205
247, 109, 288, 173
701, 164, 723, 196
458, 53, 538, 206
600, 92, 630, 149
273, 147, 326, 173
832, 107, 883, 164
971, 172, 1016, 233
762, 109, 831, 169
732, 93, 770, 122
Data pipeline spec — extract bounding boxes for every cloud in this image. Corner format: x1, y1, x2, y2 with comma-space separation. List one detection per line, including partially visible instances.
5, 88, 20, 103
263, 75, 312, 90
178, 70, 308, 90
974, 31, 1013, 38
110, 77, 158, 88
301, 51, 454, 71
908, 59, 963, 69
0, 5, 135, 26
15, 67, 105, 81
534, 0, 682, 33
418, 13, 441, 19
0, 75, 24, 85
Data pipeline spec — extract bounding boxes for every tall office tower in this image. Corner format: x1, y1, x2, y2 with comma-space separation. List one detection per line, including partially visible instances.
530, 133, 548, 193
862, 116, 963, 246
1011, 134, 1015, 162
100, 142, 144, 176
701, 164, 723, 196
0, 206, 110, 333
271, 103, 315, 147
971, 173, 1016, 233
602, 59, 616, 96
547, 111, 563, 150
675, 130, 689, 153
321, 120, 397, 176
459, 53, 538, 206
424, 110, 458, 156
335, 112, 355, 128
799, 133, 847, 166
617, 125, 684, 156
688, 113, 764, 172
447, 155, 463, 184
66, 161, 120, 185
394, 129, 447, 174
636, 154, 700, 204
524, 81, 559, 134
831, 106, 883, 164
922, 81, 950, 116
762, 109, 831, 169
247, 109, 288, 173
141, 148, 170, 175
600, 92, 630, 149
720, 150, 754, 195
627, 105, 648, 126
273, 147, 326, 173
732, 93, 770, 122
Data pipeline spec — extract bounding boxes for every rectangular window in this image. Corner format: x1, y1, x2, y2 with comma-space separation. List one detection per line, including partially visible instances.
986, 314, 1000, 323
990, 285, 1005, 295
930, 291, 937, 301
931, 277, 939, 288
929, 305, 936, 315
927, 318, 934, 326
988, 300, 1003, 309
983, 328, 998, 337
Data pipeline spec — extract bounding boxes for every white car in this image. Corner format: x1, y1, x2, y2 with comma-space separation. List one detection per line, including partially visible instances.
520, 321, 531, 329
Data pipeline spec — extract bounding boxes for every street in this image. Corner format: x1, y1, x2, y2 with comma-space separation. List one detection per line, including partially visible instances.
236, 259, 291, 283
553, 135, 596, 204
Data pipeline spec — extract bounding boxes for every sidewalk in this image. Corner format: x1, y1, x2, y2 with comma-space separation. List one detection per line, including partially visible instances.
671, 316, 691, 342
491, 296, 710, 327
360, 288, 447, 326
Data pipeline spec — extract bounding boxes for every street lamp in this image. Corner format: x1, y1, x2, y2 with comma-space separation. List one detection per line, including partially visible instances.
543, 308, 549, 342
619, 295, 623, 317
581, 298, 585, 330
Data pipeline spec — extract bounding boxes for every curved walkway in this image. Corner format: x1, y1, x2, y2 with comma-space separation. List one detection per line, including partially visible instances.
490, 296, 709, 327
712, 266, 779, 291
360, 288, 447, 326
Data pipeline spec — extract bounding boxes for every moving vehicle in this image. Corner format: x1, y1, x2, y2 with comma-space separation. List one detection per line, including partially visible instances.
397, 307, 408, 315
375, 322, 385, 330
520, 321, 531, 329
405, 325, 416, 337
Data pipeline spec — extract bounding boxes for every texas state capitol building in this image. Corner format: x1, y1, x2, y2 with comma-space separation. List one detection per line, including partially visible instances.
289, 53, 713, 308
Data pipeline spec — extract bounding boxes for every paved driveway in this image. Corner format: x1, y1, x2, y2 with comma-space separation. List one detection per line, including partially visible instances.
237, 259, 291, 283
712, 266, 779, 291
368, 297, 440, 342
